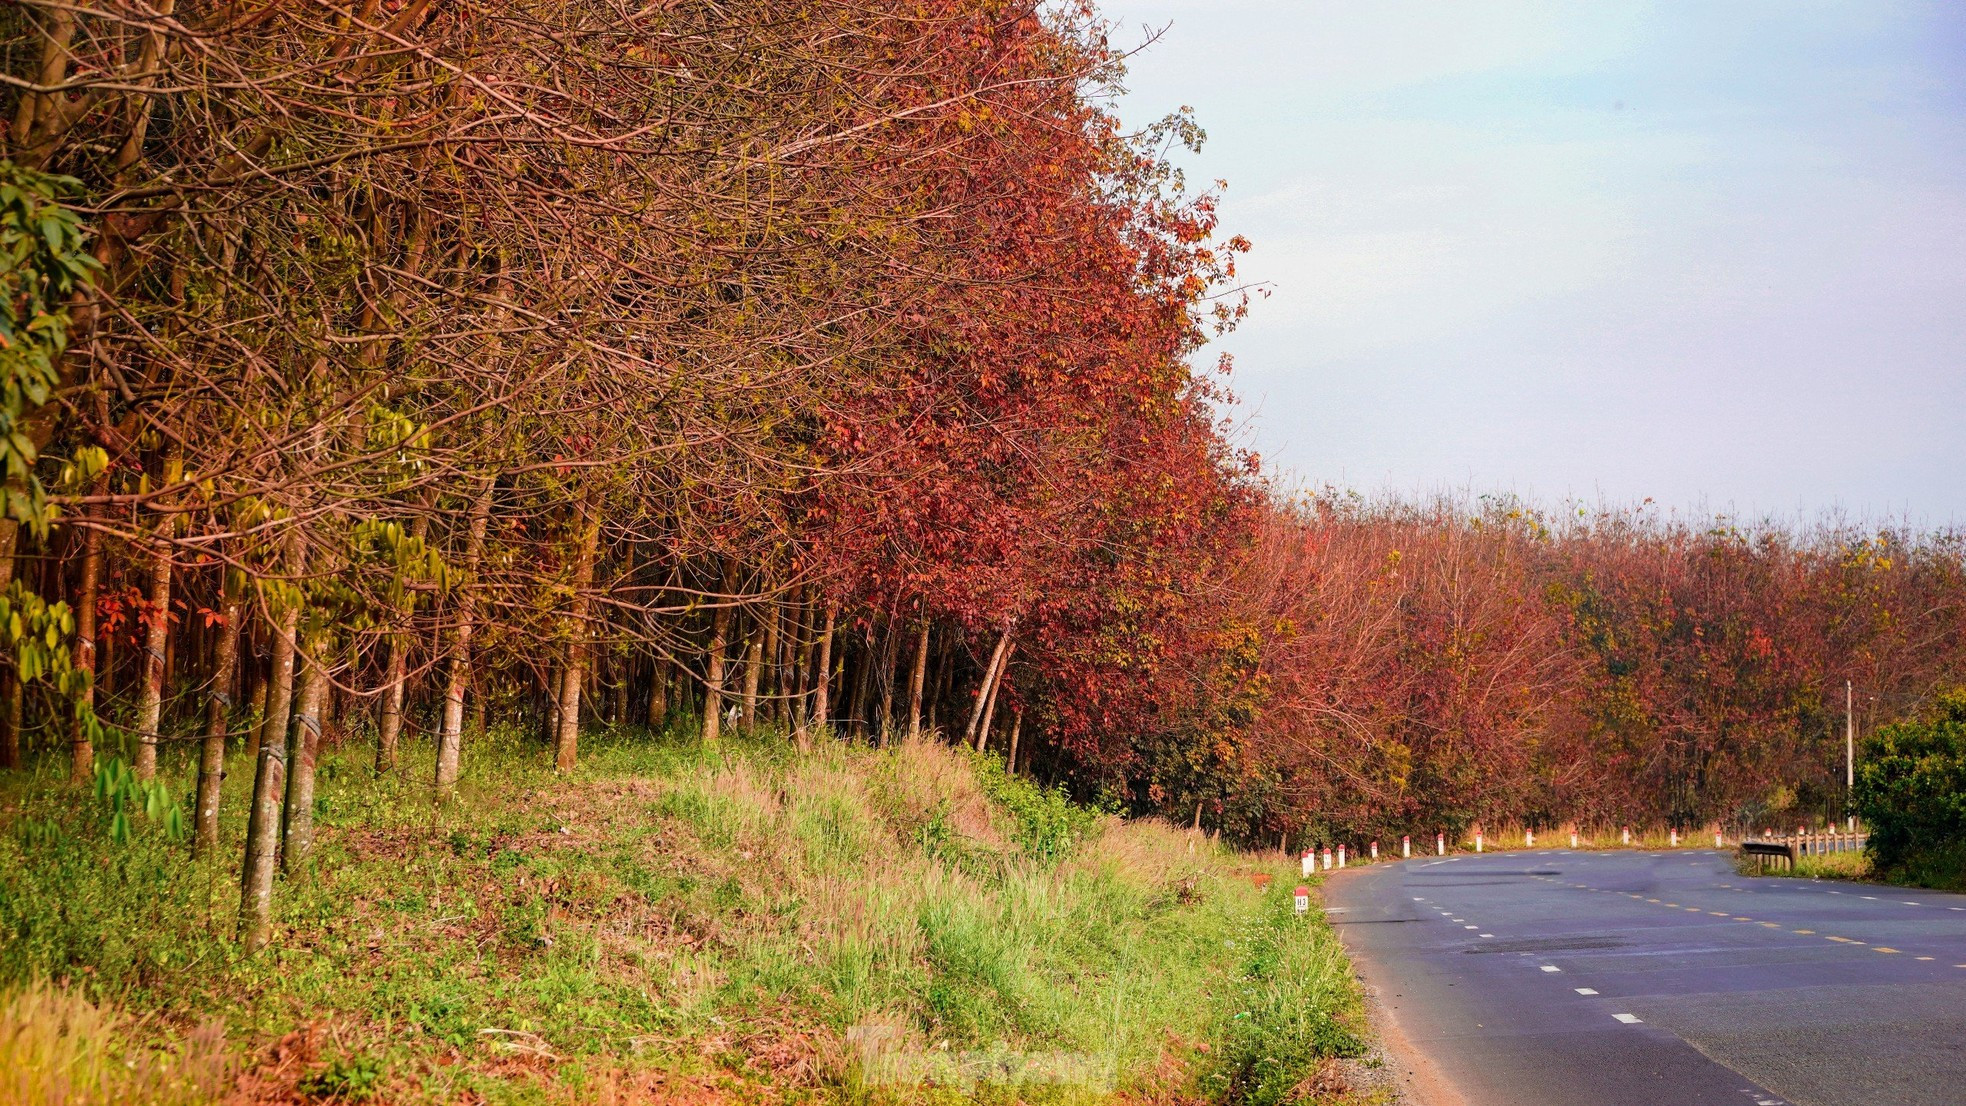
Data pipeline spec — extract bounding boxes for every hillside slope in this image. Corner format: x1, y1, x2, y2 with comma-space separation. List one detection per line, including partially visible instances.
0, 731, 1366, 1105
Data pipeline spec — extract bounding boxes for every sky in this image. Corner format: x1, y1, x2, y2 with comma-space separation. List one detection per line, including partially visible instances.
1099, 1, 1966, 524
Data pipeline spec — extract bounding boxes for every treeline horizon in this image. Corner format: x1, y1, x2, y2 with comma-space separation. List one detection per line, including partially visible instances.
1189, 491, 1965, 845
1, 1, 1961, 954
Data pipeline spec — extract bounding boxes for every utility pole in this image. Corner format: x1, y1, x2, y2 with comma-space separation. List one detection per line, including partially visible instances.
1845, 679, 1855, 831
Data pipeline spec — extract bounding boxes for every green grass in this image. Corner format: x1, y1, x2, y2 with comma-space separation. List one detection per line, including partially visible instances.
1737, 843, 1966, 892
0, 725, 1365, 1104
1738, 849, 1872, 882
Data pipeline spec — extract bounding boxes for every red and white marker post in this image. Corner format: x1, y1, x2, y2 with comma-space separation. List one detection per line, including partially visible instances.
1294, 885, 1310, 915
1475, 830, 1484, 853
1402, 835, 1411, 858
1301, 849, 1314, 877
1669, 827, 1678, 847
1436, 832, 1445, 856
1622, 826, 1631, 845
1370, 840, 1379, 860
1322, 847, 1333, 871
1526, 829, 1535, 847
1337, 845, 1347, 868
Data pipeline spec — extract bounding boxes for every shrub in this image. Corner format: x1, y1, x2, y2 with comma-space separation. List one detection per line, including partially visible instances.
1853, 690, 1966, 887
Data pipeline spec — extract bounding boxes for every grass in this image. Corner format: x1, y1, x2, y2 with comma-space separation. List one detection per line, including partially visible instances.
1737, 850, 1872, 882
1737, 842, 1966, 893
0, 724, 1366, 1105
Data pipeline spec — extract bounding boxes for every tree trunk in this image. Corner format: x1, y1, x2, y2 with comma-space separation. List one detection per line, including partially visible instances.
238, 587, 300, 951
645, 655, 669, 730
610, 653, 629, 725
193, 571, 242, 857
975, 642, 1012, 753
963, 630, 1012, 747
435, 484, 492, 797
69, 499, 102, 783
762, 604, 782, 724
906, 622, 930, 741
701, 561, 737, 743
543, 663, 563, 743
812, 600, 838, 736
254, 592, 302, 769
790, 601, 811, 747
740, 621, 763, 729
375, 507, 432, 774
132, 537, 173, 780
374, 635, 408, 773
874, 625, 899, 744
243, 639, 267, 763
553, 490, 601, 772
848, 632, 873, 738
280, 627, 330, 873
0, 675, 19, 771
1006, 708, 1024, 775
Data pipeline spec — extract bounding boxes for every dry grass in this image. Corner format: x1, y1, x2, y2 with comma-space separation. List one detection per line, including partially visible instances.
0, 982, 229, 1106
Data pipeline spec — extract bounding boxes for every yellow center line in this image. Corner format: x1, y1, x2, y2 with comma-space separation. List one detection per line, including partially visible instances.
1709, 912, 1730, 917
1759, 922, 1782, 928
1874, 947, 1901, 954
1792, 929, 1814, 935
1825, 936, 1859, 943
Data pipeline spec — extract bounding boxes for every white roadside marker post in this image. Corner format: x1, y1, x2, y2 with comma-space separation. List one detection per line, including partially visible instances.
1622, 826, 1630, 846
1526, 829, 1534, 847
1301, 849, 1314, 877
1294, 885, 1310, 915
1570, 831, 1579, 849
1337, 845, 1347, 869
1715, 830, 1723, 848
1403, 835, 1411, 858
1475, 831, 1484, 853
1371, 840, 1379, 860
1436, 832, 1445, 856
1322, 847, 1332, 871
1669, 827, 1678, 847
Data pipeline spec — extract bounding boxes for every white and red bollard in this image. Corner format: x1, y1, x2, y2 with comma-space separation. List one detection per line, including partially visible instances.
1436, 832, 1445, 856
1402, 835, 1411, 858
1337, 845, 1347, 868
1570, 831, 1579, 849
1526, 829, 1535, 847
1301, 849, 1314, 877
1322, 848, 1333, 871
1622, 826, 1631, 845
1669, 827, 1678, 847
1475, 831, 1484, 853
1370, 840, 1380, 860
1294, 885, 1310, 914
1715, 830, 1724, 848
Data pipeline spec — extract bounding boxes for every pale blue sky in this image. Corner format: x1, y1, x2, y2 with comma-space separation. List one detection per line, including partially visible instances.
1102, 1, 1966, 522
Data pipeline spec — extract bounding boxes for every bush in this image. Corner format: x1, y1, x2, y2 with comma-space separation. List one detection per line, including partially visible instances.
1852, 690, 1966, 888
972, 754, 1102, 862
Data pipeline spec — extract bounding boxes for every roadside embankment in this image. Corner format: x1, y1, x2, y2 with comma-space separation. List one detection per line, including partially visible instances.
0, 730, 1370, 1104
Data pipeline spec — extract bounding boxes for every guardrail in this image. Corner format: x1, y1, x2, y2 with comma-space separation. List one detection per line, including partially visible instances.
1740, 830, 1867, 872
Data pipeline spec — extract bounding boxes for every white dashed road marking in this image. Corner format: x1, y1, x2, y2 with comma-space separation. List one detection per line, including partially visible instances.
1575, 987, 1598, 995
1540, 965, 1561, 972
1613, 1013, 1642, 1024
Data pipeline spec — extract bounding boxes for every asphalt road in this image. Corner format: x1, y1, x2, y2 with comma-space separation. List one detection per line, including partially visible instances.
1321, 850, 1966, 1106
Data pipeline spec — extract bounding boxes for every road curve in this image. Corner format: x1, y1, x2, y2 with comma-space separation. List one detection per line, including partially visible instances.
1321, 850, 1966, 1106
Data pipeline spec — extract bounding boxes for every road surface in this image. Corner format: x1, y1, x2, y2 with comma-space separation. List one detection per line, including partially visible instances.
1322, 850, 1966, 1106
